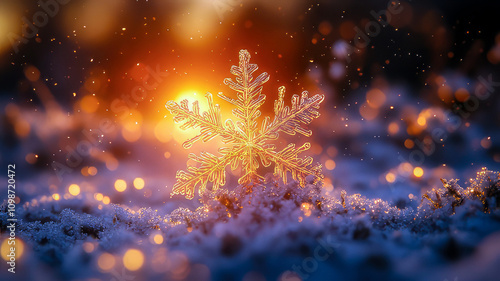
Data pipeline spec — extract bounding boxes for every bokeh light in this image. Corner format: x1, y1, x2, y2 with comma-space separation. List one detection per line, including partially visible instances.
97, 253, 115, 271
123, 249, 144, 271
114, 179, 127, 192
1, 239, 24, 261
133, 178, 145, 190
325, 159, 336, 170
153, 234, 164, 245
385, 172, 396, 183
83, 242, 95, 253
413, 167, 424, 178
68, 184, 81, 196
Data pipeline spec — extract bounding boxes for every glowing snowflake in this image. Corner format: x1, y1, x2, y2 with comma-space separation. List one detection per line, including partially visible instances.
166, 50, 325, 199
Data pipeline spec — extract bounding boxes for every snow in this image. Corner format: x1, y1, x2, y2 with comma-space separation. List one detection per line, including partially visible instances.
1, 169, 499, 281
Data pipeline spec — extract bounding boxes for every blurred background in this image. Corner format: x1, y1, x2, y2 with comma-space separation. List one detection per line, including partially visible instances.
0, 0, 499, 210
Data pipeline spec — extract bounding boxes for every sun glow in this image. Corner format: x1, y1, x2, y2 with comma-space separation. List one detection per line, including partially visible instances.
170, 91, 207, 144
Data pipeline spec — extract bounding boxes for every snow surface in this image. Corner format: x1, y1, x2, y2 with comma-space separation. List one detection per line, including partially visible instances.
1, 170, 500, 281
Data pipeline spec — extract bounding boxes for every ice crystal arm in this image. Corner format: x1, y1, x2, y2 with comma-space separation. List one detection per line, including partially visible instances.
166, 93, 243, 149
218, 50, 270, 179
258, 86, 325, 141
171, 147, 245, 199
257, 143, 323, 185
218, 50, 270, 138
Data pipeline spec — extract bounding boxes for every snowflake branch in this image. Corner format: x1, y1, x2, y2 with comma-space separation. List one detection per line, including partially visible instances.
166, 93, 245, 148
171, 146, 246, 199
219, 49, 270, 176
256, 143, 323, 185
220, 50, 269, 136
256, 86, 325, 142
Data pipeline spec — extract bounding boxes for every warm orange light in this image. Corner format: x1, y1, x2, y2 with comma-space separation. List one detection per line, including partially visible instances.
122, 110, 143, 128
438, 85, 452, 102
385, 172, 396, 183
154, 118, 173, 143
359, 102, 378, 120
80, 95, 99, 113
102, 196, 110, 204
133, 178, 145, 190
81, 166, 90, 176
318, 21, 333, 35
114, 179, 127, 192
68, 184, 80, 196
106, 158, 119, 171
323, 178, 334, 192
52, 193, 60, 201
300, 203, 312, 217
388, 122, 399, 135
311, 143, 323, 155
153, 234, 164, 245
454, 88, 470, 102
83, 242, 95, 253
94, 193, 104, 201
63, 0, 122, 45
88, 166, 98, 176
123, 249, 144, 271
404, 139, 415, 149
326, 146, 338, 157
24, 65, 40, 82
14, 120, 30, 138
121, 127, 142, 143
366, 89, 386, 108
0, 5, 22, 54
413, 167, 424, 178
175, 91, 207, 108
97, 253, 115, 271
481, 137, 492, 149
325, 159, 336, 170
399, 162, 413, 174
171, 4, 219, 46
417, 116, 427, 126
1, 239, 24, 261
171, 91, 208, 144
24, 153, 38, 164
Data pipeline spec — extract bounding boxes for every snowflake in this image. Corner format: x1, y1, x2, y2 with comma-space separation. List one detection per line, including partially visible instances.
166, 50, 325, 199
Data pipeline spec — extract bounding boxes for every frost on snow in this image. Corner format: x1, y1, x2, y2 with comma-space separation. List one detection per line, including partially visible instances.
166, 49, 324, 199
1, 168, 500, 281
